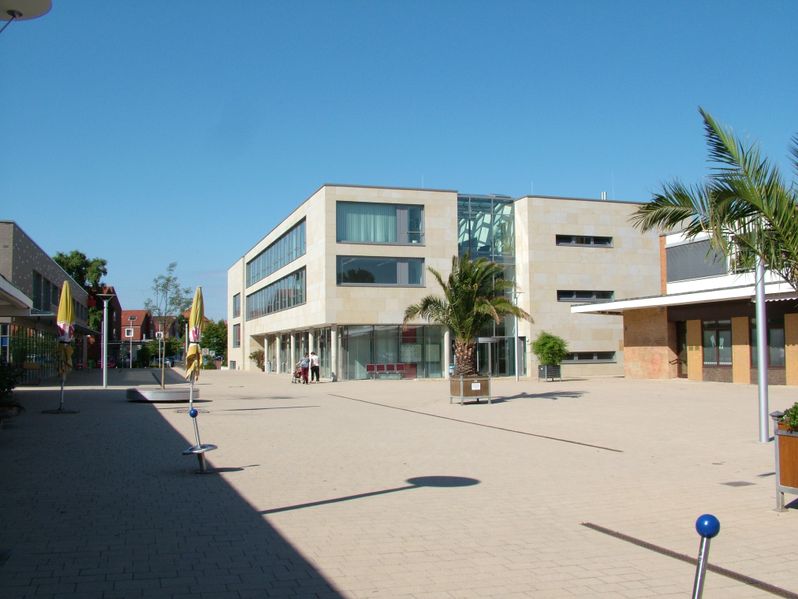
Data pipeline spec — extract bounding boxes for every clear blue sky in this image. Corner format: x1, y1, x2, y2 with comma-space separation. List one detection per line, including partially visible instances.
2, 0, 796, 320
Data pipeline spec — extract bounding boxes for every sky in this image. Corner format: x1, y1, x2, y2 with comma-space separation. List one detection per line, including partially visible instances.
2, 0, 796, 320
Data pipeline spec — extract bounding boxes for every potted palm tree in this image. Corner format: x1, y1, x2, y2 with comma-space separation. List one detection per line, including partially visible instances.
776, 403, 798, 488
404, 254, 530, 399
531, 331, 568, 381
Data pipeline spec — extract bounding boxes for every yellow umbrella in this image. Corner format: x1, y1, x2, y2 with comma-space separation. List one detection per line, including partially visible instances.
185, 286, 204, 381
56, 281, 74, 377
44, 281, 77, 413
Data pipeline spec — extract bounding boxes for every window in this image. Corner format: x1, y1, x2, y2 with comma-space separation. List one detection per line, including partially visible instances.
751, 317, 785, 368
337, 257, 424, 286
336, 202, 424, 244
32, 271, 42, 310
562, 351, 616, 363
457, 196, 514, 261
232, 293, 241, 318
557, 290, 614, 303
246, 220, 306, 287
556, 234, 612, 247
246, 268, 306, 320
703, 320, 732, 366
232, 324, 241, 348
666, 240, 726, 282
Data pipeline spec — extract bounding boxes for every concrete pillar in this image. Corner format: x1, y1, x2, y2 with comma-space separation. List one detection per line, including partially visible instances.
331, 326, 338, 380
687, 319, 703, 382
308, 330, 315, 355
731, 316, 750, 384
444, 329, 451, 379
275, 335, 282, 374
290, 333, 296, 370
786, 313, 798, 386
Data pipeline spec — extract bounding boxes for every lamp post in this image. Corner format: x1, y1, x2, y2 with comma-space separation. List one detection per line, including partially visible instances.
514, 287, 522, 382
96, 292, 115, 389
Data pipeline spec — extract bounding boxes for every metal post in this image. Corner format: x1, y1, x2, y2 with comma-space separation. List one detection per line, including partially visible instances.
755, 256, 769, 443
102, 297, 109, 389
514, 287, 520, 382
691, 514, 720, 599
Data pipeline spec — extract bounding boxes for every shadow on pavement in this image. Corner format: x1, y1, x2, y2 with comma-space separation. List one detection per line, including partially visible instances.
0, 387, 344, 598
487, 390, 585, 404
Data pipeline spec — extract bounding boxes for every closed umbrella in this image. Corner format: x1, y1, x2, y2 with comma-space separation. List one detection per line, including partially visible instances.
182, 287, 216, 472
44, 281, 77, 414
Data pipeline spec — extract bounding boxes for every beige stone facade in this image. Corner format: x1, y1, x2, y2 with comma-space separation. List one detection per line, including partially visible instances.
228, 186, 661, 380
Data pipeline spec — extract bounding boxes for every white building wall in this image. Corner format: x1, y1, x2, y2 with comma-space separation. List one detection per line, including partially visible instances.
515, 196, 661, 377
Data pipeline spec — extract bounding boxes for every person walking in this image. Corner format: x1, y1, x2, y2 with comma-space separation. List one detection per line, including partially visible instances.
310, 351, 320, 383
300, 353, 310, 384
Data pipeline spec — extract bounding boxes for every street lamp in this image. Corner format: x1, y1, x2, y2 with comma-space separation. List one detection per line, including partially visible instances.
513, 286, 523, 382
96, 292, 115, 389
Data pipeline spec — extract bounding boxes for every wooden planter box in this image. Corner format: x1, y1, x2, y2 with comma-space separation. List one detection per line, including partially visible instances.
777, 422, 798, 488
449, 376, 491, 405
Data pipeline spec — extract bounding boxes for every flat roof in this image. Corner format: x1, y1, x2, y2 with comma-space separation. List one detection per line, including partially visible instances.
571, 281, 798, 315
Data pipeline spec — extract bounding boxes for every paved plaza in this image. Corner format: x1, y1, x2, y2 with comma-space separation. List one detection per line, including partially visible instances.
1, 369, 798, 598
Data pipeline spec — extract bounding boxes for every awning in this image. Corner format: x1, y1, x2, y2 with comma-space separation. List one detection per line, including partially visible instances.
571, 281, 797, 315
0, 276, 33, 317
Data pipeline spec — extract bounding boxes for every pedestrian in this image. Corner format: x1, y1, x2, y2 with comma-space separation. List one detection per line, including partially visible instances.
310, 351, 320, 382
300, 353, 310, 384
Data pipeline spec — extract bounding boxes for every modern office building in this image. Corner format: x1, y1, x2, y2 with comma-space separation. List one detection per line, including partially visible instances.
573, 230, 798, 385
227, 184, 661, 380
0, 221, 91, 383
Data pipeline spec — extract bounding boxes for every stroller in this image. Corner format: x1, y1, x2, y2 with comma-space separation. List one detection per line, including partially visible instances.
291, 363, 303, 384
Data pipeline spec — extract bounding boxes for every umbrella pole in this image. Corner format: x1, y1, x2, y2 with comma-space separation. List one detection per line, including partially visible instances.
190, 375, 202, 448
58, 374, 66, 411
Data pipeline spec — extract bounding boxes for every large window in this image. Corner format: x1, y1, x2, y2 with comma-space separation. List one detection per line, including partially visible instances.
667, 240, 726, 282
557, 290, 614, 303
751, 317, 785, 368
337, 257, 424, 286
336, 202, 424, 244
556, 234, 612, 247
232, 293, 241, 318
246, 268, 306, 320
457, 195, 514, 261
246, 220, 306, 287
703, 320, 732, 366
232, 324, 241, 348
562, 351, 616, 363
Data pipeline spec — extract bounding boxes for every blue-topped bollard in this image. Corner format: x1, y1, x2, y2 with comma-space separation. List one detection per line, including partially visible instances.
691, 514, 720, 599
189, 408, 198, 418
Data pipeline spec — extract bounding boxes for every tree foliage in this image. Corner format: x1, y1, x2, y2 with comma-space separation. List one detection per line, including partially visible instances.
531, 331, 569, 366
53, 250, 108, 289
631, 108, 798, 291
202, 319, 227, 359
404, 254, 530, 376
144, 262, 192, 335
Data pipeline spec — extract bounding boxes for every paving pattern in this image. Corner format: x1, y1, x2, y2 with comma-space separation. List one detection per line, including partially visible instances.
1, 369, 797, 598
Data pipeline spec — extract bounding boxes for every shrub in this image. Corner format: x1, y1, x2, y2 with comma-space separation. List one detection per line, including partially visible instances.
0, 362, 23, 398
249, 350, 265, 371
531, 331, 568, 366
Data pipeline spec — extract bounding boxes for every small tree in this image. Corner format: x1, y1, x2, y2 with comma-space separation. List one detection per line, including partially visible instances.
144, 262, 192, 336
53, 250, 108, 330
531, 332, 568, 366
250, 350, 265, 371
202, 320, 228, 360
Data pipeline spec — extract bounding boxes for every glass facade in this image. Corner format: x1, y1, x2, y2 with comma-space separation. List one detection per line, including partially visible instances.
337, 256, 424, 286
232, 324, 240, 347
246, 268, 306, 320
457, 195, 515, 263
340, 325, 444, 380
336, 202, 424, 244
557, 290, 614, 302
457, 195, 520, 377
556, 235, 612, 247
751, 317, 785, 368
246, 220, 306, 287
703, 320, 732, 366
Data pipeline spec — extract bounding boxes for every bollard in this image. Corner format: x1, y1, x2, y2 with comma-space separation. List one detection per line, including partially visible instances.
691, 514, 720, 599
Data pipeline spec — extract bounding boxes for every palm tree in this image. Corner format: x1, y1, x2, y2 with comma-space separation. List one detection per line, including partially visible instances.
404, 254, 530, 376
631, 108, 798, 291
